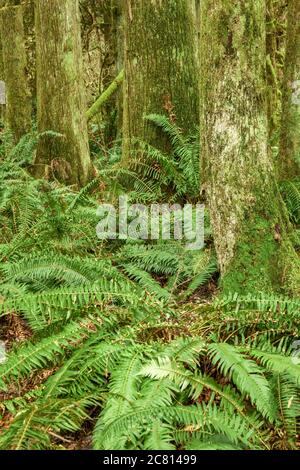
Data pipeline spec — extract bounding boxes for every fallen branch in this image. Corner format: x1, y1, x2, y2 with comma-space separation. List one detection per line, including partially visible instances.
86, 69, 124, 122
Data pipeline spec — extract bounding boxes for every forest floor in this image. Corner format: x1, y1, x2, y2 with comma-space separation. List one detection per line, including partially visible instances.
0, 127, 300, 450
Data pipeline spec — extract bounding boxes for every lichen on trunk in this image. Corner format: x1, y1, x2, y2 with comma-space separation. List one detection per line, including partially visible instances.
200, 0, 300, 296
0, 4, 32, 143
279, 0, 300, 179
266, 0, 286, 144
34, 0, 93, 187
122, 0, 199, 162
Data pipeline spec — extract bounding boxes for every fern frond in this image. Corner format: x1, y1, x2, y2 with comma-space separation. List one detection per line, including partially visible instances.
208, 343, 276, 421
169, 404, 256, 448
280, 180, 300, 224
122, 263, 172, 302
0, 315, 104, 390
0, 396, 99, 450
144, 421, 175, 450
250, 349, 300, 386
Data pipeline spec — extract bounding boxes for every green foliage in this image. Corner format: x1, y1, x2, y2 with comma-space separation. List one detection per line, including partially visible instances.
118, 242, 217, 300
0, 135, 299, 451
280, 180, 300, 230
1, 293, 299, 450
123, 114, 200, 203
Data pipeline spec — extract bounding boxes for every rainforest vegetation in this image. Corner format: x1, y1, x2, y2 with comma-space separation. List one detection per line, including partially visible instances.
0, 0, 300, 452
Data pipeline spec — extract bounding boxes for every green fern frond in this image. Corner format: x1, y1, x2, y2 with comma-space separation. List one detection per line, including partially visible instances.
270, 373, 300, 448
0, 396, 99, 450
144, 114, 186, 151
122, 263, 172, 302
169, 404, 256, 448
93, 347, 145, 449
250, 349, 300, 386
280, 180, 300, 224
0, 315, 105, 390
144, 421, 175, 450
207, 343, 276, 421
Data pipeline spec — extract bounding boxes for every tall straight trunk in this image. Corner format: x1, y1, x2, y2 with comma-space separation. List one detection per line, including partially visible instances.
0, 4, 31, 143
34, 0, 93, 187
0, 16, 4, 124
279, 0, 300, 179
200, 0, 300, 295
81, 0, 122, 144
23, 0, 36, 109
100, 0, 122, 145
122, 0, 199, 162
266, 0, 286, 144
115, 0, 124, 141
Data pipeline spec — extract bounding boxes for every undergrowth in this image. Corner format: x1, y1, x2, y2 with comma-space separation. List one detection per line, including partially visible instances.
0, 120, 299, 450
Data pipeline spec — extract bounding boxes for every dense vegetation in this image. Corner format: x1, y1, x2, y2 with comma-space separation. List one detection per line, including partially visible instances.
0, 0, 299, 452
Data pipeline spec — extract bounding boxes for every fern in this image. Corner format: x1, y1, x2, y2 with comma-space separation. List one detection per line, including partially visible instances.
1, 138, 299, 451
93, 347, 146, 449
122, 115, 200, 203
207, 343, 276, 421
280, 180, 300, 226
271, 374, 300, 448
0, 315, 105, 391
0, 396, 98, 450
250, 349, 300, 386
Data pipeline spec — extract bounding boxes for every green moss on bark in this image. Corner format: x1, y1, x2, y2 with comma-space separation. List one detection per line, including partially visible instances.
122, 0, 199, 162
0, 4, 32, 142
279, 0, 300, 179
266, 0, 286, 144
0, 13, 4, 123
34, 0, 93, 187
200, 0, 300, 296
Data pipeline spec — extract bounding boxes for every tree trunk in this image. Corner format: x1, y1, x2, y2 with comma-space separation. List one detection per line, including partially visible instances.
266, 0, 286, 144
0, 4, 31, 143
80, 0, 122, 145
34, 0, 93, 187
0, 13, 4, 124
100, 0, 122, 145
200, 0, 300, 295
23, 0, 36, 110
122, 0, 199, 162
279, 0, 300, 179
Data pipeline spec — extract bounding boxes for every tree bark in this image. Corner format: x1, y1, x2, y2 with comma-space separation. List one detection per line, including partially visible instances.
80, 0, 122, 145
0, 11, 4, 124
200, 0, 300, 295
101, 0, 122, 144
23, 0, 36, 109
266, 0, 286, 144
0, 4, 31, 142
279, 0, 300, 179
122, 0, 199, 162
34, 0, 93, 187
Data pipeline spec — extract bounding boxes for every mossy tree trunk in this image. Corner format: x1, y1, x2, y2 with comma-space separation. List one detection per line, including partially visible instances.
0, 9, 4, 124
80, 0, 122, 145
34, 0, 93, 187
23, 0, 36, 110
200, 0, 300, 295
122, 0, 199, 162
0, 3, 31, 142
279, 0, 300, 179
266, 0, 286, 144
115, 0, 124, 141
100, 0, 122, 145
